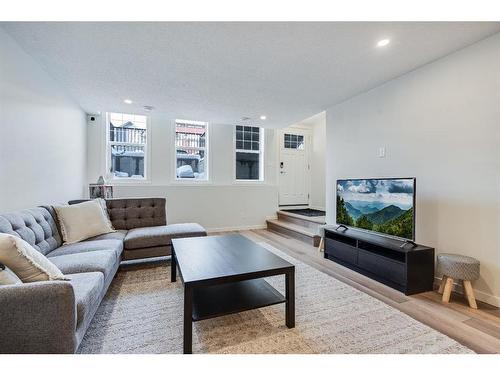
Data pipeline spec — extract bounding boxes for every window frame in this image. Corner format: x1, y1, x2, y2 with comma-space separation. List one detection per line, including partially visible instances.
105, 112, 151, 183
173, 119, 210, 183
234, 126, 265, 183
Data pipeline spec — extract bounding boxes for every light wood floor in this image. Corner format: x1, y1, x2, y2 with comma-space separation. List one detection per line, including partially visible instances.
231, 229, 500, 354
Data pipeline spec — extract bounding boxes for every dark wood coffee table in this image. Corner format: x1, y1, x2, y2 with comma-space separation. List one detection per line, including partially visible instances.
171, 233, 295, 354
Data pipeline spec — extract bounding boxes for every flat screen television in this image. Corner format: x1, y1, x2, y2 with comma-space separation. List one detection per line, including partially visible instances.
336, 178, 416, 240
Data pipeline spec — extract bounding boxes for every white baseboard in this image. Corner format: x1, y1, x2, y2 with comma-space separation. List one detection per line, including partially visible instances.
434, 277, 500, 307
206, 224, 268, 233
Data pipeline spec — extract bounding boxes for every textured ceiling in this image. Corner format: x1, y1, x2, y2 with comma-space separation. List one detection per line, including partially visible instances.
2, 22, 500, 127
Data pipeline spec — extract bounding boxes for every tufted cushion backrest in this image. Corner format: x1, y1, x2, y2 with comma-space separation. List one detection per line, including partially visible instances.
105, 198, 166, 230
0, 207, 62, 255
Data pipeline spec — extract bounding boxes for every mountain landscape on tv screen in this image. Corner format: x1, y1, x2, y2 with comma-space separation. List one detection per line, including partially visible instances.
336, 179, 414, 239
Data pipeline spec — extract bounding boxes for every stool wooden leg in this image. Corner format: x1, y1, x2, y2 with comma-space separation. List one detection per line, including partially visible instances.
438, 276, 447, 294
442, 277, 454, 303
318, 237, 324, 252
463, 280, 478, 309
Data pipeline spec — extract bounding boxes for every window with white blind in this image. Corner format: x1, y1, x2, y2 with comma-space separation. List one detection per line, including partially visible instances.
107, 112, 148, 179
235, 126, 264, 181
175, 119, 209, 180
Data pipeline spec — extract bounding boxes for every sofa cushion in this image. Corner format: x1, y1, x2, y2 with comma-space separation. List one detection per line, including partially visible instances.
105, 198, 166, 230
124, 223, 207, 250
49, 250, 117, 281
0, 234, 67, 282
85, 230, 127, 242
0, 207, 61, 255
66, 272, 104, 329
47, 239, 123, 260
54, 200, 115, 244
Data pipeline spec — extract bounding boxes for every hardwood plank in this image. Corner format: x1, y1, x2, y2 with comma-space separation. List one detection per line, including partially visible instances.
412, 292, 472, 323
397, 300, 500, 353
421, 291, 500, 326
464, 318, 500, 340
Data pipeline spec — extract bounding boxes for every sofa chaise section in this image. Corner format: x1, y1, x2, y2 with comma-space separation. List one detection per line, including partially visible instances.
69, 198, 207, 260
124, 223, 206, 255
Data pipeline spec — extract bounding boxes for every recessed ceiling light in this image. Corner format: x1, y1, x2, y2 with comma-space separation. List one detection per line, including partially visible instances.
377, 39, 390, 47
260, 115, 267, 120
124, 99, 133, 104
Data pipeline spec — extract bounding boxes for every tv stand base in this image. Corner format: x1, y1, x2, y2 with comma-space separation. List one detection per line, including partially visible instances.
324, 228, 434, 295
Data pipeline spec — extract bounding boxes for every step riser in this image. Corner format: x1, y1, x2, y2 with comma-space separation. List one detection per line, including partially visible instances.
277, 212, 323, 231
267, 221, 320, 247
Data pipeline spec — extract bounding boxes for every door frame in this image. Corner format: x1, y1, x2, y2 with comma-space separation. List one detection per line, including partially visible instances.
277, 126, 312, 207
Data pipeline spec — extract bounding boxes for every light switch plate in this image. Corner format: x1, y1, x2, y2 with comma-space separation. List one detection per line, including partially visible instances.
378, 147, 386, 158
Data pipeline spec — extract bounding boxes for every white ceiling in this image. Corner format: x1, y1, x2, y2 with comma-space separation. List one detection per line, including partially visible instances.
2, 22, 500, 128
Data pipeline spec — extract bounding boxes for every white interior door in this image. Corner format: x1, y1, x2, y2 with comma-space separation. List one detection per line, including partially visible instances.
278, 129, 310, 206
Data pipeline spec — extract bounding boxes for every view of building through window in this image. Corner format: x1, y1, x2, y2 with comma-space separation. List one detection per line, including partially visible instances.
235, 126, 264, 180
108, 112, 148, 179
175, 119, 208, 180
106, 116, 263, 182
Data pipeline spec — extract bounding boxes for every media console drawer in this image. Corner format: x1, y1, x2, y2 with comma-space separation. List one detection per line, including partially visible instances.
357, 249, 406, 286
325, 238, 357, 264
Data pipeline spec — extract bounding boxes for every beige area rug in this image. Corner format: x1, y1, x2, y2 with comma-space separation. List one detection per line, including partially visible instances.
78, 242, 473, 354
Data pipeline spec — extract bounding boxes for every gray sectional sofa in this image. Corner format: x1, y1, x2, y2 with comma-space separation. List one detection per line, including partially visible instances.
0, 198, 206, 353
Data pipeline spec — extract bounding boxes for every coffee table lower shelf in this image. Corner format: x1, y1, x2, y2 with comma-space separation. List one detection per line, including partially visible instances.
192, 279, 286, 321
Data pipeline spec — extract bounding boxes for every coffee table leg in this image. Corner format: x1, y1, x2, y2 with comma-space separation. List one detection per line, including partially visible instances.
183, 284, 193, 354
171, 251, 177, 282
285, 269, 295, 328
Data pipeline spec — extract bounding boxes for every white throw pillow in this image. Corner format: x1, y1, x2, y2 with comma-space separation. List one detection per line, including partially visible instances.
0, 264, 22, 285
54, 199, 115, 244
0, 234, 67, 282
96, 198, 115, 230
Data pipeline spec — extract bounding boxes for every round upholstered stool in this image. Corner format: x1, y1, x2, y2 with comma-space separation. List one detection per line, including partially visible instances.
437, 253, 480, 308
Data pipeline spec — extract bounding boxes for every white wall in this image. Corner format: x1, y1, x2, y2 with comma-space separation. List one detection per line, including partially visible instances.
87, 113, 279, 231
325, 33, 500, 306
0, 28, 87, 211
309, 112, 326, 210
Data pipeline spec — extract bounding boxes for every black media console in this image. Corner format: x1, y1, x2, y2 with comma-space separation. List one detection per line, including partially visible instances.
324, 227, 434, 295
